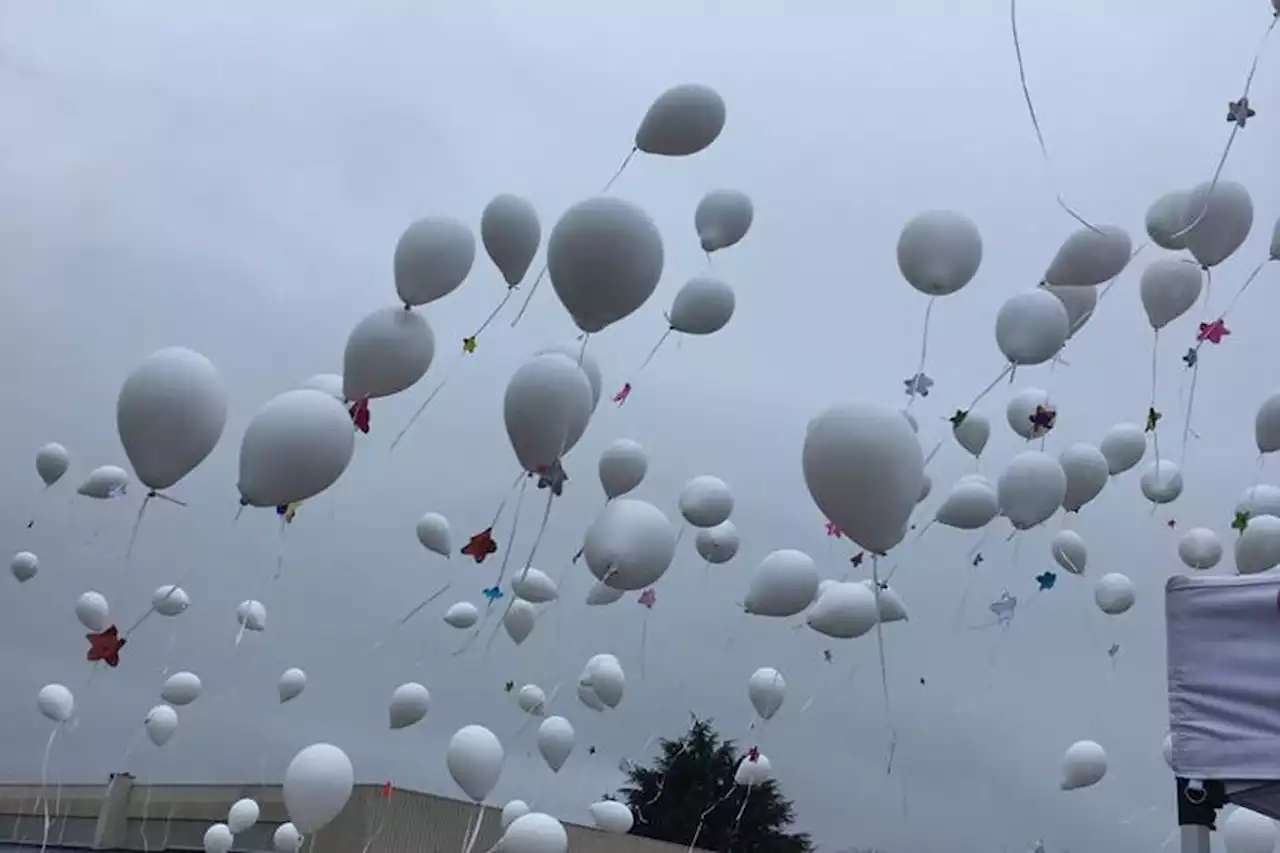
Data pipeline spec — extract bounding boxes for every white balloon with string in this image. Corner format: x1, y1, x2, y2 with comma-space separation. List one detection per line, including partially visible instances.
1050, 530, 1087, 574
35, 442, 69, 487
995, 291, 1069, 367
238, 390, 355, 509
695, 190, 753, 253
1043, 226, 1133, 287
394, 217, 476, 307
598, 440, 647, 500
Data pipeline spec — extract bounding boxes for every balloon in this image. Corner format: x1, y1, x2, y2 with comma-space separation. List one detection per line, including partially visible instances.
1060, 443, 1108, 512
1095, 573, 1135, 615
935, 480, 999, 530
533, 343, 603, 411
580, 655, 626, 710
806, 581, 879, 639
695, 521, 741, 564
393, 216, 476, 307
802, 402, 923, 555
598, 439, 647, 499
1257, 392, 1280, 455
497, 813, 568, 853
918, 474, 933, 503
1163, 733, 1174, 770
503, 354, 593, 473
77, 465, 128, 499
501, 801, 530, 830
1184, 180, 1253, 269
273, 823, 303, 853
576, 680, 607, 712
863, 580, 909, 623
35, 442, 69, 487
415, 513, 451, 557
75, 591, 110, 632
446, 725, 504, 802
228, 798, 260, 835
995, 290, 1069, 366
1100, 423, 1146, 475
512, 568, 559, 604
342, 306, 435, 401
236, 600, 267, 632
679, 475, 734, 528
388, 683, 430, 730
1239, 485, 1280, 520
1044, 226, 1133, 287
1179, 528, 1223, 570
204, 824, 234, 853
895, 210, 983, 296
589, 800, 635, 834
952, 410, 990, 457
1273, 212, 1280, 260
11, 551, 38, 583
444, 602, 479, 629
668, 277, 735, 335
1140, 460, 1184, 504
117, 347, 227, 492
583, 499, 676, 591
745, 550, 819, 618
279, 668, 307, 703
635, 84, 726, 156
1222, 808, 1277, 853
1236, 515, 1280, 575
997, 451, 1067, 530
504, 600, 537, 645
695, 190, 753, 253
481, 194, 541, 286
747, 668, 786, 720
300, 373, 344, 401
735, 754, 772, 786
238, 390, 355, 508
151, 585, 190, 617
585, 582, 625, 607
1006, 388, 1050, 441
283, 744, 354, 833
1146, 190, 1193, 251
536, 716, 575, 772
161, 672, 202, 706
516, 685, 546, 716
37, 684, 74, 723
1051, 530, 1087, 574
1045, 285, 1097, 337
1139, 259, 1203, 330
546, 197, 664, 334
1060, 740, 1108, 790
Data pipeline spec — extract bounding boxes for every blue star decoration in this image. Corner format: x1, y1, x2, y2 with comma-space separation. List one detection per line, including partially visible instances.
1227, 97, 1257, 128
1107, 643, 1120, 659
1035, 571, 1057, 591
482, 585, 504, 603
903, 372, 934, 398
1183, 347, 1199, 368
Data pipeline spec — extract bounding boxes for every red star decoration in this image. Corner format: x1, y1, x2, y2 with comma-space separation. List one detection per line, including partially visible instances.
348, 397, 371, 434
638, 589, 656, 608
1197, 320, 1229, 345
612, 383, 632, 405
825, 521, 842, 538
86, 625, 125, 667
461, 527, 498, 563
380, 780, 393, 799
747, 746, 760, 763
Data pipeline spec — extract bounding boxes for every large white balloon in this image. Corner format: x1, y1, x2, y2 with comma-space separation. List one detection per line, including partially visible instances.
1059, 443, 1108, 512
635, 84, 726, 156
1257, 393, 1280, 455
279, 668, 307, 703
35, 442, 69, 487
1179, 528, 1223, 570
78, 465, 129, 499
1006, 388, 1050, 441
1238, 485, 1280, 520
1140, 460, 1184, 504
1044, 226, 1133, 287
803, 402, 923, 555
995, 290, 1069, 366
588, 800, 635, 834
482, 195, 541, 287
735, 755, 773, 786
447, 725, 504, 802
388, 683, 430, 729
695, 190, 753, 253
679, 475, 734, 528
504, 600, 537, 645
10, 551, 38, 583
161, 672, 202, 706
583, 499, 676, 590
997, 452, 1066, 530
1139, 259, 1203, 330
497, 813, 569, 853
895, 210, 983, 296
669, 277, 735, 335
37, 683, 74, 723
394, 216, 476, 307
536, 716, 575, 772
1222, 808, 1278, 853
415, 513, 451, 557
1146, 190, 1193, 251
504, 354, 593, 473
75, 591, 110, 632
935, 480, 998, 530
745, 550, 819, 617
952, 410, 991, 458
1060, 740, 1108, 790
117, 347, 227, 492
695, 521, 741, 564
1100, 423, 1146, 475
1095, 573, 1135, 615
533, 343, 603, 412
1183, 180, 1253, 269
512, 568, 559, 604
747, 668, 786, 720
1051, 530, 1087, 574
806, 582, 879, 639
546, 197, 664, 334
204, 824, 234, 853
1235, 515, 1280, 575
238, 390, 355, 508
283, 743, 354, 833
1045, 285, 1097, 337
343, 306, 435, 401
581, 654, 626, 708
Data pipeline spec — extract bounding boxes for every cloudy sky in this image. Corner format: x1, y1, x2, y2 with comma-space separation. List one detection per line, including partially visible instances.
1, 1, 1277, 851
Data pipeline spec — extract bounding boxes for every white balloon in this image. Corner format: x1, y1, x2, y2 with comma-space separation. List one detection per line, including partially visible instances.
533, 343, 603, 412
394, 216, 476, 307
1006, 388, 1050, 441
745, 550, 819, 617
117, 347, 227, 492
581, 654, 625, 708
668, 277, 735, 335
283, 743, 354, 833
576, 680, 606, 712
1060, 740, 1108, 790
279, 668, 307, 703
1273, 213, 1280, 260
635, 84, 726, 157
161, 672, 202, 706
536, 716, 575, 772
204, 824, 234, 853
588, 800, 635, 834
1060, 443, 1109, 512
75, 591, 110, 632
300, 373, 344, 401
997, 451, 1067, 530
343, 306, 435, 401
151, 585, 190, 617
1223, 808, 1277, 853
1095, 573, 1135, 615
388, 683, 430, 730
516, 684, 546, 716
236, 600, 267, 632
1146, 190, 1193, 251
1236, 515, 1280, 575
952, 410, 990, 458
415, 513, 452, 557
1100, 423, 1146, 475
273, 823, 303, 853
497, 813, 568, 853
35, 442, 69, 487
504, 600, 537, 645
583, 499, 676, 591
77, 465, 129, 499
695, 521, 741, 564
995, 290, 1069, 366
695, 190, 753, 253
546, 197, 664, 334
1139, 259, 1203, 330
806, 581, 879, 639
863, 580, 909, 623
918, 473, 933, 503
1239, 485, 1280, 520
1044, 226, 1133, 287
1140, 460, 1184, 504
1163, 732, 1175, 770
935, 481, 999, 530
895, 210, 983, 296
501, 801, 531, 830
1051, 530, 1087, 574
446, 725, 504, 802
747, 668, 786, 720
1183, 180, 1254, 269
900, 408, 919, 434
228, 798, 260, 835
802, 402, 923, 555
238, 390, 355, 508
1045, 285, 1097, 337
1179, 528, 1223, 570
585, 582, 625, 607
598, 439, 647, 499
504, 354, 593, 473
37, 683, 74, 723
679, 475, 734, 528
482, 195, 541, 287
11, 551, 38, 583
512, 568, 559, 604
444, 602, 479, 628
1257, 392, 1280, 455
735, 754, 772, 786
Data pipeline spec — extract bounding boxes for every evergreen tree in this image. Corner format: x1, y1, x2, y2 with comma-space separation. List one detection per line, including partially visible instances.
617, 716, 813, 853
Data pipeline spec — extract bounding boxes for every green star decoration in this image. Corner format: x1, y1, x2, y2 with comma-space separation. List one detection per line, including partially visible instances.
1232, 510, 1251, 533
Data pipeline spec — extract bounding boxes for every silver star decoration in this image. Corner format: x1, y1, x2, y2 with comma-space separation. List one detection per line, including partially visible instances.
989, 591, 1018, 626
1107, 643, 1120, 659
1228, 97, 1256, 128
903, 372, 934, 398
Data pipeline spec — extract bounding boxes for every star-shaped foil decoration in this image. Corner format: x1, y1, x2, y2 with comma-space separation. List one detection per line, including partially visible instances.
1182, 347, 1199, 368
87, 625, 126, 667
1146, 407, 1162, 433
348, 396, 371, 434
638, 588, 656, 609
1035, 571, 1057, 591
746, 746, 760, 763
850, 551, 864, 567
461, 527, 498, 563
535, 461, 568, 497
1107, 643, 1120, 659
949, 409, 969, 427
1233, 510, 1251, 533
462, 336, 478, 354
1198, 319, 1230, 345
972, 552, 984, 567
612, 383, 632, 406
990, 592, 1017, 626
903, 372, 934, 398
1028, 404, 1057, 437
504, 680, 514, 693
588, 746, 597, 755
1228, 97, 1257, 128
482, 585, 504, 603
823, 649, 833, 663
825, 521, 842, 538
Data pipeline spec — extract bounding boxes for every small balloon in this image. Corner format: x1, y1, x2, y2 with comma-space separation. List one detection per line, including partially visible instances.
635, 84, 727, 157
394, 217, 476, 307
695, 190, 753, 253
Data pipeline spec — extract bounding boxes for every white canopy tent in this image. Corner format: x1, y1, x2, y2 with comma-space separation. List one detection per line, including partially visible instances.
1166, 574, 1280, 853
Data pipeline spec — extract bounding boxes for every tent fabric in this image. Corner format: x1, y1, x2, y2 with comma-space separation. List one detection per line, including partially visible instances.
1166, 574, 1280, 780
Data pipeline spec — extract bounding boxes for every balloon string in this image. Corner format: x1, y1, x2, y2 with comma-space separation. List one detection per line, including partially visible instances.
122, 560, 200, 640
1008, 0, 1101, 233
509, 266, 547, 328
38, 727, 59, 853
491, 476, 530, 591
638, 327, 674, 372
601, 147, 638, 194
870, 556, 898, 776
371, 582, 453, 651
905, 297, 935, 410
1218, 258, 1272, 320
388, 374, 453, 452
1150, 329, 1162, 480
459, 807, 484, 853
469, 288, 516, 341
114, 493, 153, 603
923, 364, 1013, 466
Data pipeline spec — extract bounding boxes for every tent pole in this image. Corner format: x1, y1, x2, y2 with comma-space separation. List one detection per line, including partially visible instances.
1177, 777, 1224, 853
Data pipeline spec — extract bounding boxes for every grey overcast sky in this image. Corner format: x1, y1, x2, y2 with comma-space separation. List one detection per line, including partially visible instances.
1, 1, 1277, 851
